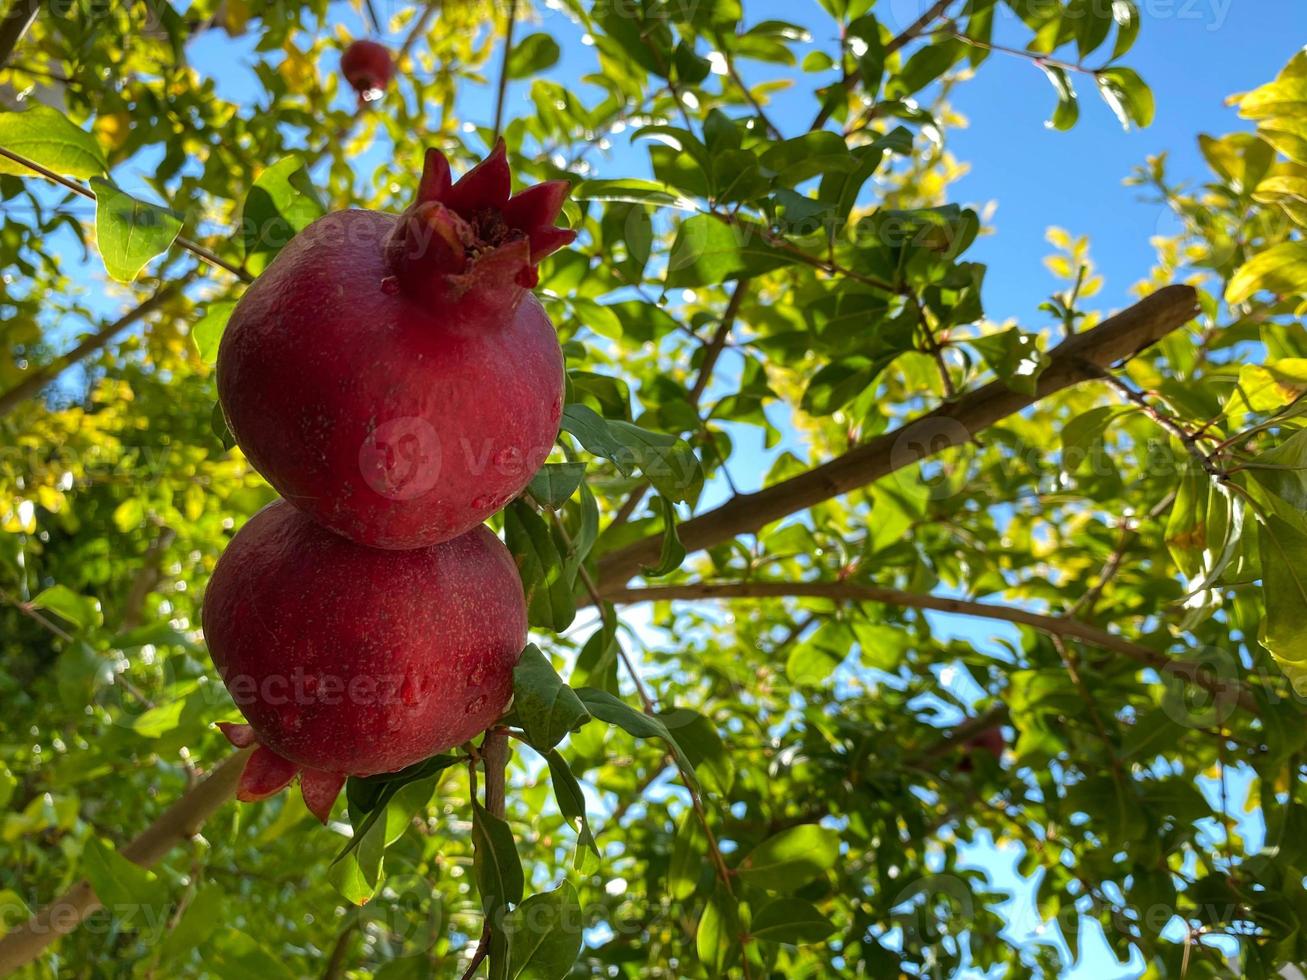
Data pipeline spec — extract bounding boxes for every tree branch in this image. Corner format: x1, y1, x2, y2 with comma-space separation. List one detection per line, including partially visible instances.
595, 285, 1200, 589
491, 0, 519, 142
0, 747, 252, 974
600, 578, 1255, 713
0, 0, 39, 70
0, 280, 185, 420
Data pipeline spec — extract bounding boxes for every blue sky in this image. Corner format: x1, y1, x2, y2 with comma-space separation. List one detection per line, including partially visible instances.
20, 1, 1307, 975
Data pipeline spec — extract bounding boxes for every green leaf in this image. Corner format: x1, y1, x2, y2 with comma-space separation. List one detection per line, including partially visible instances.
507, 33, 561, 78
750, 897, 837, 944
659, 708, 733, 795
329, 776, 437, 904
1040, 65, 1079, 131
504, 883, 584, 979
544, 750, 599, 863
696, 884, 737, 976
758, 131, 853, 187
643, 496, 686, 577
801, 354, 896, 415
574, 688, 700, 792
1111, 0, 1141, 59
1096, 67, 1154, 129
32, 584, 103, 631
1226, 241, 1307, 305
160, 886, 225, 964
1261, 514, 1307, 683
0, 104, 107, 178
668, 810, 708, 901
513, 644, 591, 751
665, 214, 792, 288
240, 155, 325, 275
527, 462, 586, 508
737, 825, 840, 892
970, 328, 1050, 395
504, 501, 577, 632
472, 801, 524, 917
888, 39, 963, 98
81, 837, 169, 914
90, 178, 183, 282
561, 405, 703, 504
1060, 405, 1117, 476
571, 178, 694, 210
192, 300, 237, 364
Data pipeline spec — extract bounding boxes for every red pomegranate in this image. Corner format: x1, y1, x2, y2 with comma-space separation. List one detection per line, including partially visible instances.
217, 143, 573, 549
340, 39, 394, 101
202, 500, 527, 821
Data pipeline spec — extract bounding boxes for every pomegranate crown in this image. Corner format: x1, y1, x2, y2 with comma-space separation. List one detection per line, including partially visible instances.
385, 141, 576, 304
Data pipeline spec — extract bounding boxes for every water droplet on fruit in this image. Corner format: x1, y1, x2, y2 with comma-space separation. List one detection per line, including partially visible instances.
472, 493, 496, 511
380, 275, 400, 294
385, 712, 404, 733
464, 695, 487, 716
551, 396, 562, 419
280, 706, 302, 731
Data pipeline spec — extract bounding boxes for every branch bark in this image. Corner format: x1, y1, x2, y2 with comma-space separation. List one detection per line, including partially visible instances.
595, 285, 1199, 589
0, 282, 184, 421
0, 747, 252, 975
601, 578, 1255, 713
0, 0, 39, 70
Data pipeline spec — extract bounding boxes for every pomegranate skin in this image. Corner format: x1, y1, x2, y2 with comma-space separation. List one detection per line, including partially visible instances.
202, 500, 527, 777
216, 207, 566, 549
341, 40, 394, 99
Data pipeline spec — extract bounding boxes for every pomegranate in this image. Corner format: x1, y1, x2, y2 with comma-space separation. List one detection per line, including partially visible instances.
340, 39, 394, 102
202, 500, 527, 821
217, 143, 573, 549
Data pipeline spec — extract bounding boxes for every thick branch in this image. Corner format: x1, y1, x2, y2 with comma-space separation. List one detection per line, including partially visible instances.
596, 285, 1199, 589
0, 747, 252, 974
0, 0, 38, 70
602, 578, 1254, 713
0, 282, 182, 420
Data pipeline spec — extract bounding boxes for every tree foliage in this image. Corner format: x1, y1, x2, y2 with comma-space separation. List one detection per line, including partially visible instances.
0, 1, 1305, 977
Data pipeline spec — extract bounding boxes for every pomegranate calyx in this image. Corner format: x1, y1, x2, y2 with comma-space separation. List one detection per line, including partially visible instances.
385, 142, 576, 308
237, 745, 301, 802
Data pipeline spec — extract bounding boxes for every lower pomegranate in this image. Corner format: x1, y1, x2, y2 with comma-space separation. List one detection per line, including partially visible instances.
202, 500, 527, 821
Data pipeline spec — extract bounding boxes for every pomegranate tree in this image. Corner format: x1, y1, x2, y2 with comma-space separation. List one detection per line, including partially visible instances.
202, 500, 527, 821
217, 143, 574, 549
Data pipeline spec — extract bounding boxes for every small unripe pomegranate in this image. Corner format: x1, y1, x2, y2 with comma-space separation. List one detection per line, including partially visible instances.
217, 143, 573, 549
340, 39, 394, 101
203, 500, 527, 820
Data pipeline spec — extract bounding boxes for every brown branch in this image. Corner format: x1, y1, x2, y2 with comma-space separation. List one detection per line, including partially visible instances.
600, 578, 1255, 713
120, 525, 177, 632
595, 285, 1200, 589
321, 921, 359, 980
460, 728, 509, 980
0, 281, 185, 420
491, 0, 519, 142
0, 747, 252, 974
0, 0, 39, 70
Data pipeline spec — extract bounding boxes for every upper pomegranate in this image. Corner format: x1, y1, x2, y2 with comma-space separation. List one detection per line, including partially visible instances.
217, 143, 574, 549
340, 39, 394, 102
203, 500, 528, 821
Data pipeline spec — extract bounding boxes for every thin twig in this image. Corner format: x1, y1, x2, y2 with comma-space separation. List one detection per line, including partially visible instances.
603, 579, 1257, 713
491, 0, 519, 142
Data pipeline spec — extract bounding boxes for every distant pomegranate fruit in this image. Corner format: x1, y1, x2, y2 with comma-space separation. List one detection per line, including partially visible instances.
203, 500, 527, 821
340, 39, 394, 101
216, 143, 573, 549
